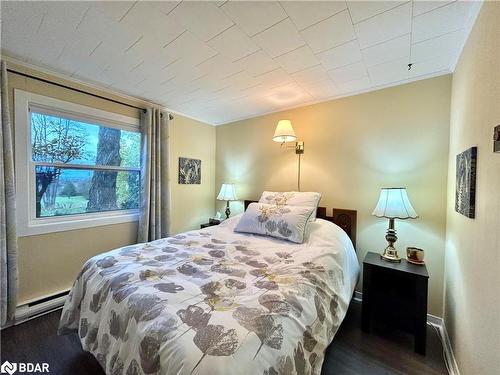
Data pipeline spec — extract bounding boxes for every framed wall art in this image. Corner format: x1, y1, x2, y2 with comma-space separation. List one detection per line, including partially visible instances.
178, 157, 201, 184
455, 146, 477, 218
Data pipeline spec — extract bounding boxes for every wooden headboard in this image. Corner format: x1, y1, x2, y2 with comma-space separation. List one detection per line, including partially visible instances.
244, 200, 357, 249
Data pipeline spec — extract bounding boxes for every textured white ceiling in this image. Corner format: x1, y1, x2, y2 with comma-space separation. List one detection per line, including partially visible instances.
1, 1, 482, 125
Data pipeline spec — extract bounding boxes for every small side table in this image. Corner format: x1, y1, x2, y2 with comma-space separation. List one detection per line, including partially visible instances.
361, 252, 429, 355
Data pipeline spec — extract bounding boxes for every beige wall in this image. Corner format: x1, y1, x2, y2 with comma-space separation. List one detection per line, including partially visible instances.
6, 62, 215, 304
216, 76, 452, 316
444, 3, 500, 374
169, 114, 216, 235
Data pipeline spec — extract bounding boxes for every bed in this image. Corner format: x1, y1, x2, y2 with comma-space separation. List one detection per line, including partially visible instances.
58, 201, 359, 375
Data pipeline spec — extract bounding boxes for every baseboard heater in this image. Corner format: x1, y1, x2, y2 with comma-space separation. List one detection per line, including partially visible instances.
14, 290, 70, 325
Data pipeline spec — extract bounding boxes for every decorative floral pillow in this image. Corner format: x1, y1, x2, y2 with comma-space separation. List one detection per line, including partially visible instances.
258, 191, 321, 221
234, 202, 315, 243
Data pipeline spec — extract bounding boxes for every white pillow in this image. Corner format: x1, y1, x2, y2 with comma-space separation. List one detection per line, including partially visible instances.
258, 191, 321, 221
234, 203, 315, 243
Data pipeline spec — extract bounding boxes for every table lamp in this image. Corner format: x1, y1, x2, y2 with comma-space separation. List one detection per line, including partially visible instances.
217, 183, 237, 219
372, 188, 418, 262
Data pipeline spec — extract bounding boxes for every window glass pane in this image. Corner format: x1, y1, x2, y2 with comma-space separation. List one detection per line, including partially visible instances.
31, 112, 140, 168
35, 167, 140, 218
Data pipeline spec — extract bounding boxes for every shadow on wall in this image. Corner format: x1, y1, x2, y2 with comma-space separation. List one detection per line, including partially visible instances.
215, 76, 451, 316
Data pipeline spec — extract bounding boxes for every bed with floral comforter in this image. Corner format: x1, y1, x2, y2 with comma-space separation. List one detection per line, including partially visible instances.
58, 214, 359, 375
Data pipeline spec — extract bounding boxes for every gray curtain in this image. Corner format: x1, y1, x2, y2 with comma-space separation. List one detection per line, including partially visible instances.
137, 108, 170, 243
0, 61, 18, 326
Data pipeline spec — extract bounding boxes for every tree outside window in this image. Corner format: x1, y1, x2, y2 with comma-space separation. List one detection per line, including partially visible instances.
31, 112, 140, 218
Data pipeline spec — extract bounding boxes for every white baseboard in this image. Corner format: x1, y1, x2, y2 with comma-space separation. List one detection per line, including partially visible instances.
428, 316, 461, 375
353, 291, 460, 375
426, 313, 442, 327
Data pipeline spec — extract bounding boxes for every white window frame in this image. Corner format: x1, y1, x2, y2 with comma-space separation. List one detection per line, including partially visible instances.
15, 89, 141, 236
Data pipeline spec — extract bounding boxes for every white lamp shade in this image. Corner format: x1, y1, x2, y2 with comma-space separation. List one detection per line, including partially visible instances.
272, 120, 297, 143
372, 188, 418, 219
217, 183, 237, 201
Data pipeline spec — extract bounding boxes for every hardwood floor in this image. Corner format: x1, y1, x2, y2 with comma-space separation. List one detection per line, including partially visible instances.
1, 301, 447, 375
323, 301, 448, 375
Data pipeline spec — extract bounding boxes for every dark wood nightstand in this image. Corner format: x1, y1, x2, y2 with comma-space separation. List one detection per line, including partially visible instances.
361, 251, 429, 355
200, 222, 219, 229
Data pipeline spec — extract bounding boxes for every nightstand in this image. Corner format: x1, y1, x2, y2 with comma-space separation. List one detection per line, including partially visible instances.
361, 251, 429, 355
200, 222, 219, 229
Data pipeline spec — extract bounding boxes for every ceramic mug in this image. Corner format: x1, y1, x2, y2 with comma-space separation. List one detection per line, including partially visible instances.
407, 247, 425, 262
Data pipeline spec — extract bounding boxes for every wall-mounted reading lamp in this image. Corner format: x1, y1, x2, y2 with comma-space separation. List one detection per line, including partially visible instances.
272, 120, 304, 190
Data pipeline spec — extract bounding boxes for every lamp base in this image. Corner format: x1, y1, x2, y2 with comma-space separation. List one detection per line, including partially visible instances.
380, 218, 401, 262
380, 245, 401, 263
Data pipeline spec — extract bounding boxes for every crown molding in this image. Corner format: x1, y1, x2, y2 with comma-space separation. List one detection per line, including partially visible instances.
1, 55, 450, 128
165, 108, 216, 126
214, 69, 451, 126
1, 55, 159, 107
0, 54, 215, 126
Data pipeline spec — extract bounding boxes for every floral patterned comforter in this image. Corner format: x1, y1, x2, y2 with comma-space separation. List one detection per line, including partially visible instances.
58, 215, 359, 375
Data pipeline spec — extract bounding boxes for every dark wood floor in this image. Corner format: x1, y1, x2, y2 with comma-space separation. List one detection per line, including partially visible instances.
1, 301, 447, 374
322, 302, 447, 375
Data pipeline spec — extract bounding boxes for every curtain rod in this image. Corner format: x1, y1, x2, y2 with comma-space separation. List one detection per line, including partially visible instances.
6, 68, 174, 120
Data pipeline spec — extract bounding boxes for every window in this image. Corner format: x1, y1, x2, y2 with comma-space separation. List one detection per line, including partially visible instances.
31, 111, 140, 218
15, 90, 141, 235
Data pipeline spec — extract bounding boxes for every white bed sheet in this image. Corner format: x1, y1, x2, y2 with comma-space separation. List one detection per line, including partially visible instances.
59, 213, 360, 375
219, 214, 359, 303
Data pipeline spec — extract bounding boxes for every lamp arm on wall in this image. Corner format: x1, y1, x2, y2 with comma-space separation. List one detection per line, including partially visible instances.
297, 153, 301, 192
280, 141, 304, 153
295, 141, 304, 192
273, 121, 303, 192
281, 142, 304, 192
281, 141, 304, 191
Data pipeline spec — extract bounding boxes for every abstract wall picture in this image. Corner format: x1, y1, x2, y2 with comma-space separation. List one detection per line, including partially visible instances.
455, 146, 477, 218
178, 157, 201, 184
494, 125, 500, 152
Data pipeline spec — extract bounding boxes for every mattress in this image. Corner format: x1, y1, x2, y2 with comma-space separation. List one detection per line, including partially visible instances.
58, 214, 359, 375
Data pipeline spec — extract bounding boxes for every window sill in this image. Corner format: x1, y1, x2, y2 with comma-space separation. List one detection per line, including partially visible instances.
17, 211, 139, 237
